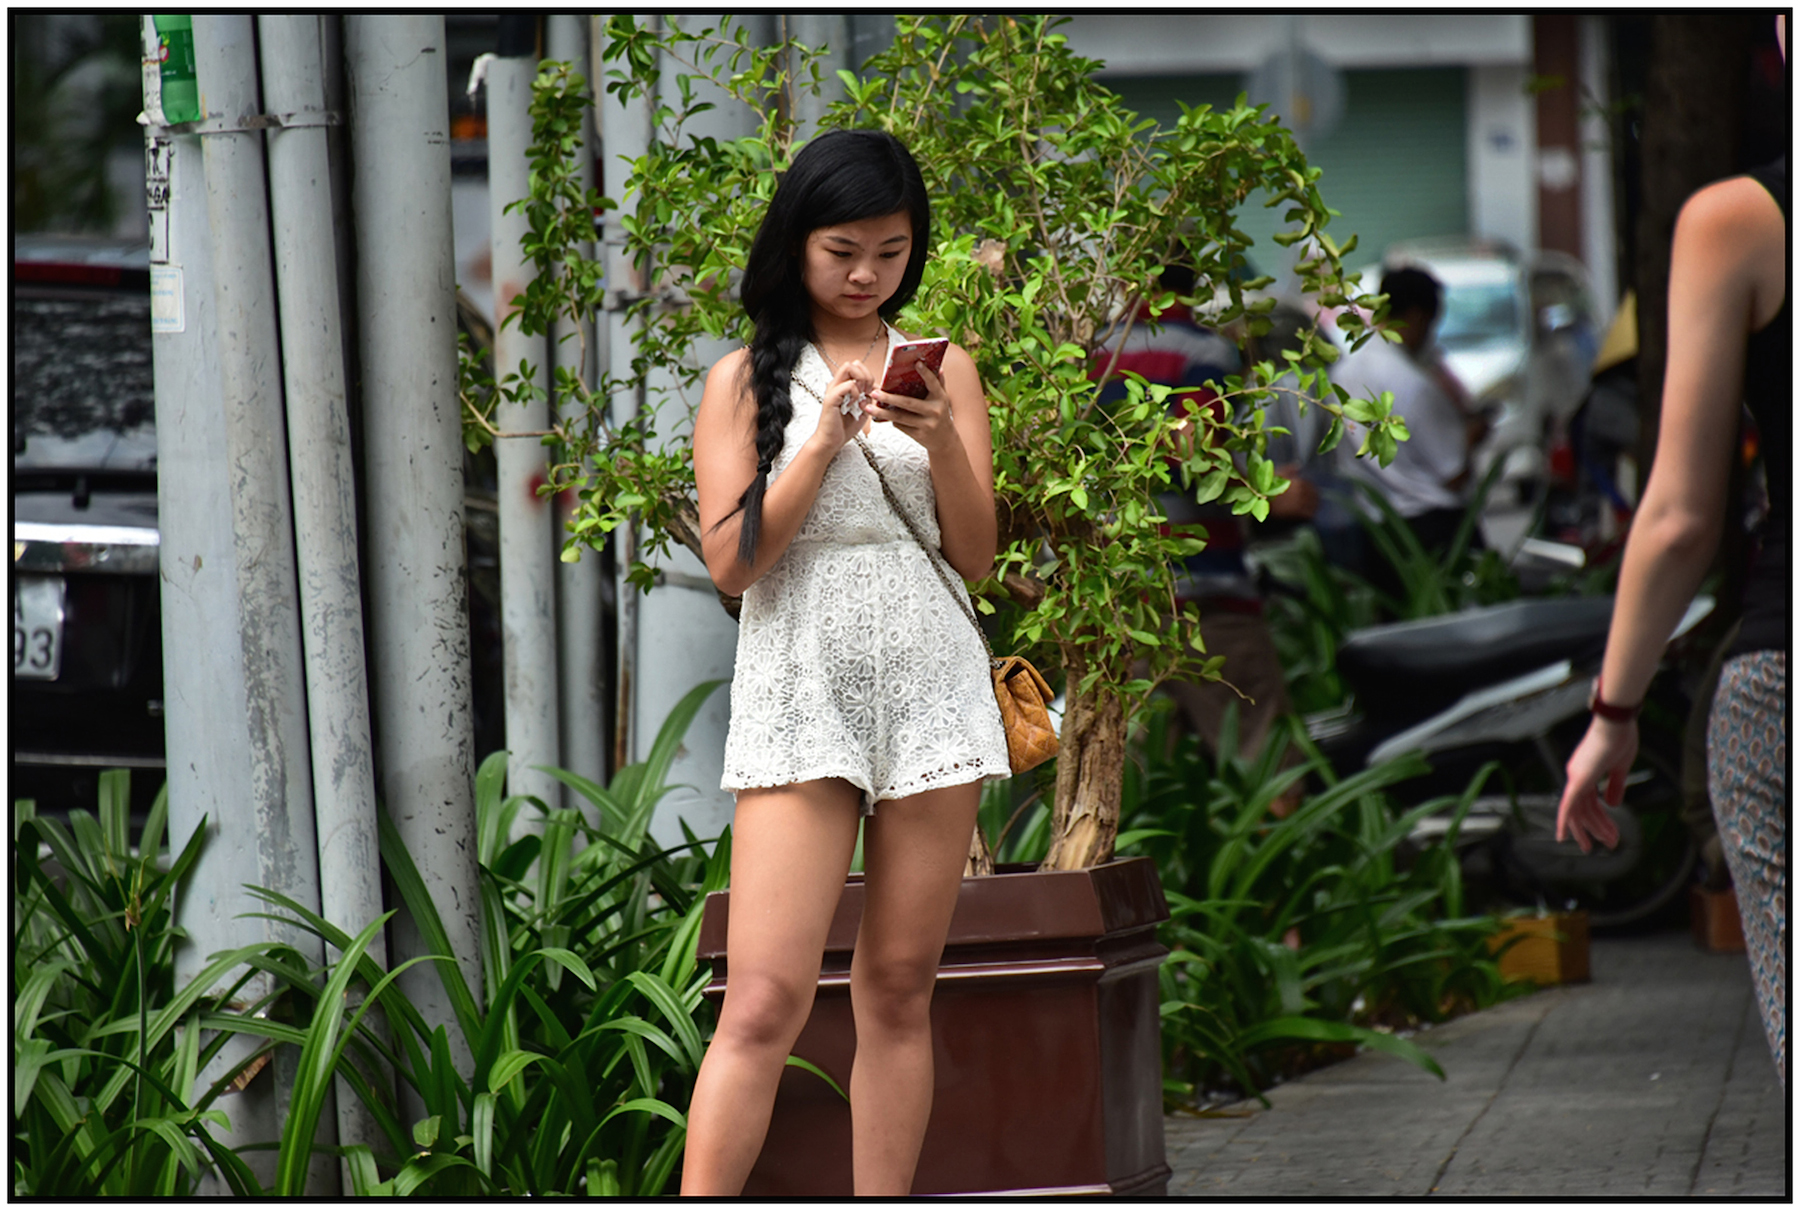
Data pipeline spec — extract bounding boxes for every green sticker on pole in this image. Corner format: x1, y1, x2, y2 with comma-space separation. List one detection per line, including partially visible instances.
152, 15, 200, 124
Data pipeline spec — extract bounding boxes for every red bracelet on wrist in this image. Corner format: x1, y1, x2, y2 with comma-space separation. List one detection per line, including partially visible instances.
1588, 674, 1641, 722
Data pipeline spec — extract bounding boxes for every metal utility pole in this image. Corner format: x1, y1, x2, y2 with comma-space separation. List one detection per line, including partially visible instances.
486, 15, 562, 818
257, 12, 387, 1172
344, 14, 483, 1089
150, 13, 332, 1194
147, 18, 274, 1193
192, 15, 325, 964
603, 14, 749, 846
789, 14, 851, 137
596, 16, 653, 779
546, 12, 610, 800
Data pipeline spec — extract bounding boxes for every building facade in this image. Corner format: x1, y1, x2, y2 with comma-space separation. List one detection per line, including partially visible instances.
1065, 14, 1619, 320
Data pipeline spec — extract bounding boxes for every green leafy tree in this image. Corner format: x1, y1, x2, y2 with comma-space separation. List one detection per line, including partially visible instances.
14, 14, 146, 233
465, 14, 1404, 872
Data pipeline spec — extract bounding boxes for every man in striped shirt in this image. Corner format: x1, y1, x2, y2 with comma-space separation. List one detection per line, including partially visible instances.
1096, 266, 1310, 798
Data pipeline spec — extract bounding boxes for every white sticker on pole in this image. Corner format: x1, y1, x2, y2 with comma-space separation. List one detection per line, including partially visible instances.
146, 136, 173, 264
141, 51, 166, 127
150, 265, 185, 333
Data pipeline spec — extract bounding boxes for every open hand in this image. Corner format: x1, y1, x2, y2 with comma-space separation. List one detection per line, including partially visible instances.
1554, 716, 1632, 853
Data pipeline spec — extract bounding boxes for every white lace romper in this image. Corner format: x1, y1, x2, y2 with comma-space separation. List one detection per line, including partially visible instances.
720, 331, 1012, 814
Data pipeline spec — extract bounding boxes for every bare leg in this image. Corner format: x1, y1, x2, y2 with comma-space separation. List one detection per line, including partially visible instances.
680, 779, 862, 1196
849, 781, 983, 1196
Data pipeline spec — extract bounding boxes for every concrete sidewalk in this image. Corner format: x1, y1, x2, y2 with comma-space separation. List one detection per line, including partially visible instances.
1165, 930, 1788, 1198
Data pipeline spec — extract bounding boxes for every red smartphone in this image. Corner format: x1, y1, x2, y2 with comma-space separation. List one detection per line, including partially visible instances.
878, 336, 950, 399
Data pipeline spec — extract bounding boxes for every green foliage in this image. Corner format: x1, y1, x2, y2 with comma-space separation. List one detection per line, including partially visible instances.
13, 15, 145, 232
248, 679, 732, 1195
1345, 467, 1521, 620
1112, 706, 1523, 1106
1251, 527, 1384, 714
1257, 470, 1523, 714
974, 774, 1059, 868
15, 686, 733, 1197
12, 774, 272, 1197
460, 15, 1408, 864
18, 696, 1524, 1174
824, 15, 1396, 713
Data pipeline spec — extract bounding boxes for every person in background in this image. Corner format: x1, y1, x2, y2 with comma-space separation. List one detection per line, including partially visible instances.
1555, 20, 1787, 1085
1329, 266, 1489, 602
1248, 300, 1336, 541
1095, 267, 1310, 808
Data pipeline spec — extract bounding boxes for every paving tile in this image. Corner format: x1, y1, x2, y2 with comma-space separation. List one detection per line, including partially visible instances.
1165, 931, 1791, 1199
1691, 993, 1789, 1197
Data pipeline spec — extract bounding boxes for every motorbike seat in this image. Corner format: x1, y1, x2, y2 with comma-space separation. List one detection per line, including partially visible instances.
1337, 596, 1614, 719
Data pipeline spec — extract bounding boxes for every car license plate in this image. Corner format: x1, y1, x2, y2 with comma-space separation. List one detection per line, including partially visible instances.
13, 576, 65, 681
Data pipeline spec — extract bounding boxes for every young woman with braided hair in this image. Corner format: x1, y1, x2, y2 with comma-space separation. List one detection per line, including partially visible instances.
683, 129, 1010, 1194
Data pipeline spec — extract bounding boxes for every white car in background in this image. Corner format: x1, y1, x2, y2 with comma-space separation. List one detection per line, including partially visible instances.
1333, 238, 1599, 513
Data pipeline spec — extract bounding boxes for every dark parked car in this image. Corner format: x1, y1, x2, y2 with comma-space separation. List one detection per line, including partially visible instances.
12, 237, 508, 817
13, 236, 165, 814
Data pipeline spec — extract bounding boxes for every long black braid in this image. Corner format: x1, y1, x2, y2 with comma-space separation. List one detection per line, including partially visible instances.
715, 129, 931, 567
730, 324, 809, 565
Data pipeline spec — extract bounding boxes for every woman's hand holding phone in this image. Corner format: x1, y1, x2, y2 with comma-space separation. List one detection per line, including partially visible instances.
868, 361, 958, 452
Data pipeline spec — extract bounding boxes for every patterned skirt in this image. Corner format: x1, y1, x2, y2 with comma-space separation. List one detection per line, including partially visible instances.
1706, 649, 1788, 1086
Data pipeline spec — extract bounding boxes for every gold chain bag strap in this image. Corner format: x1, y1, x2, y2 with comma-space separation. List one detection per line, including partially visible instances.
852, 436, 1059, 774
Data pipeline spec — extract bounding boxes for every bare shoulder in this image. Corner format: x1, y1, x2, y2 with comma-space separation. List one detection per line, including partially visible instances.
1678, 177, 1786, 325
1679, 177, 1785, 252
699, 348, 754, 414
705, 346, 753, 394
695, 347, 757, 450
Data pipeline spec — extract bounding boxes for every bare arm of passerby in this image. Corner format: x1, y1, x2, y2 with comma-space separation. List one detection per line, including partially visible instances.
1267, 466, 1319, 520
1555, 176, 1786, 852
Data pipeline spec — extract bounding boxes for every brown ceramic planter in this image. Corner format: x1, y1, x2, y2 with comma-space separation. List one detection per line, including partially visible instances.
695, 856, 1172, 1196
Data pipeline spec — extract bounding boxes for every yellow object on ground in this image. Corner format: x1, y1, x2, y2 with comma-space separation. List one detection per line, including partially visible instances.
1491, 911, 1591, 985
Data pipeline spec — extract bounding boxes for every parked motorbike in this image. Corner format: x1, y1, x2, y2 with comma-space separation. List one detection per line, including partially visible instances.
1305, 591, 1713, 928
1540, 333, 1640, 561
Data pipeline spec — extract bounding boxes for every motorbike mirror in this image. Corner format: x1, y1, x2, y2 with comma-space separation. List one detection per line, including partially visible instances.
1670, 595, 1715, 642
1515, 536, 1585, 570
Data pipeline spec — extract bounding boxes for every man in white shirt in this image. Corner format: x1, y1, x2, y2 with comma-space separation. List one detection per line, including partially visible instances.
1329, 267, 1487, 599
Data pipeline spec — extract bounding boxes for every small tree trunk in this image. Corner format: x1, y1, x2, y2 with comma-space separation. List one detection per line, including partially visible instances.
1039, 657, 1127, 872
966, 824, 996, 878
